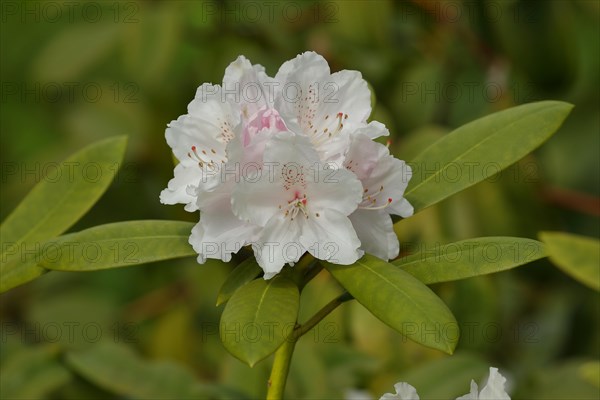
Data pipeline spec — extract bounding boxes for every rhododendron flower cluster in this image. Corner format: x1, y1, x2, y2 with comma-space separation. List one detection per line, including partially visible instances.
161, 52, 413, 278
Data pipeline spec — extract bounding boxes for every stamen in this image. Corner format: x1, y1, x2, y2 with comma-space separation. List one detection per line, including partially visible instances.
188, 145, 215, 168
359, 197, 393, 211
358, 185, 393, 211
312, 111, 348, 147
282, 193, 309, 220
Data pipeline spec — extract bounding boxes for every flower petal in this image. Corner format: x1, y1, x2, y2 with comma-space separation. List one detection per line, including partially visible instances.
274, 52, 372, 163
232, 131, 321, 226
353, 120, 389, 140
160, 162, 201, 212
456, 380, 480, 400
379, 382, 420, 400
479, 368, 510, 400
300, 209, 363, 265
305, 165, 363, 216
394, 382, 420, 400
253, 213, 303, 278
223, 55, 274, 118
189, 210, 257, 264
349, 210, 399, 260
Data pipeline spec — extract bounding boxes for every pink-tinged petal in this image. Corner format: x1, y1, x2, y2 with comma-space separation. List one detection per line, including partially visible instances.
349, 210, 399, 260
299, 209, 362, 265
253, 213, 303, 278
344, 133, 389, 181
262, 131, 321, 165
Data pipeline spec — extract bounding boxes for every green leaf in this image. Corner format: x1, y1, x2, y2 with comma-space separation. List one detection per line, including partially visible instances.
539, 231, 600, 291
0, 256, 47, 294
39, 220, 195, 271
220, 276, 300, 367
65, 342, 237, 399
1, 136, 127, 247
323, 254, 458, 354
0, 136, 127, 291
217, 257, 262, 306
404, 101, 573, 213
394, 237, 546, 284
0, 344, 71, 399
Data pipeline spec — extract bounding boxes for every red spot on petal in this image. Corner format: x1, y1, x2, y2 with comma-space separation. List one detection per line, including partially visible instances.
388, 198, 393, 203
191, 145, 197, 151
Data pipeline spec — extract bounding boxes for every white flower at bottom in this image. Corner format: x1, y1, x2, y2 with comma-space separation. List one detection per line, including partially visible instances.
379, 382, 420, 400
456, 367, 510, 400
379, 367, 510, 400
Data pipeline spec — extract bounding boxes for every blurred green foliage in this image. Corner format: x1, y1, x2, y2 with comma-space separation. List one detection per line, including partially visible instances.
1, 0, 598, 398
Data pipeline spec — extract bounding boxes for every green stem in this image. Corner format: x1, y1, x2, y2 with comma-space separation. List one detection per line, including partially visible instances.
265, 285, 353, 399
266, 337, 297, 400
295, 292, 353, 338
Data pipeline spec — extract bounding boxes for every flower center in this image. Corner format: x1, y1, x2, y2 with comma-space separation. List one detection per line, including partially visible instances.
280, 191, 309, 220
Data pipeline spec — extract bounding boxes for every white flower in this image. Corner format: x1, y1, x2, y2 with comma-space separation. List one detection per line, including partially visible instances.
160, 55, 272, 210
379, 367, 510, 400
160, 83, 237, 211
379, 382, 420, 400
344, 132, 413, 260
161, 51, 415, 277
231, 131, 364, 278
273, 51, 375, 165
456, 367, 511, 400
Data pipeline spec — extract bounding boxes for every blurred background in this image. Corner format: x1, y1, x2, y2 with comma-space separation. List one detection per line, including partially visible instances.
1, 0, 598, 398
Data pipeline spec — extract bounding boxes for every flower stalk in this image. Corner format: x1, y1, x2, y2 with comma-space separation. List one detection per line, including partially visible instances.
266, 337, 297, 400
266, 290, 353, 399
